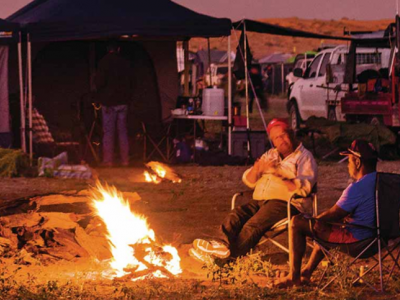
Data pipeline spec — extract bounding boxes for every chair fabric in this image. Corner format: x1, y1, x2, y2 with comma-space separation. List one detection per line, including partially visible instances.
141, 121, 174, 163
32, 108, 55, 144
377, 173, 400, 240
32, 108, 81, 161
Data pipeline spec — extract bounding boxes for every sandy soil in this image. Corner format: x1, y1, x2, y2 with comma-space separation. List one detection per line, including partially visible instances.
1, 160, 400, 283
1, 96, 400, 290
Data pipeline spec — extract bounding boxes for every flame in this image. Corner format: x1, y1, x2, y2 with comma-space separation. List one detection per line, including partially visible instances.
144, 171, 161, 184
91, 182, 181, 279
144, 162, 182, 184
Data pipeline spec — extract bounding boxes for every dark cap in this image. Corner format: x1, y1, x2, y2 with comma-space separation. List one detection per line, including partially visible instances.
340, 139, 378, 159
267, 118, 289, 134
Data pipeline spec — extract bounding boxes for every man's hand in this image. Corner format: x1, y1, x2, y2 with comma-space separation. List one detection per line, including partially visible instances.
257, 159, 278, 174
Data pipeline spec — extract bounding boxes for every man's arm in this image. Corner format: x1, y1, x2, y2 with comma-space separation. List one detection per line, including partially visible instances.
242, 152, 276, 187
316, 204, 349, 223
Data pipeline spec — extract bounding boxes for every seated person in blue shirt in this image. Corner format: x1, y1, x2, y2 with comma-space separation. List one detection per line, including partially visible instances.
276, 139, 378, 287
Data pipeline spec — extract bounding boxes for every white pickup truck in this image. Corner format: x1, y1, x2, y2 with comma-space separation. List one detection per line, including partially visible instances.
287, 45, 391, 130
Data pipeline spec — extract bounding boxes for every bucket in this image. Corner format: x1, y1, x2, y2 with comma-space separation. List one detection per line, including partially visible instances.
202, 87, 224, 116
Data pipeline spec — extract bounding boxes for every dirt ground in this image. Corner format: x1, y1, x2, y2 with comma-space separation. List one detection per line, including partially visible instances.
1, 97, 400, 297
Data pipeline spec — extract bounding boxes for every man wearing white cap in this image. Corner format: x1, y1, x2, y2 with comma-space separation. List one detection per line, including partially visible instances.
190, 118, 317, 262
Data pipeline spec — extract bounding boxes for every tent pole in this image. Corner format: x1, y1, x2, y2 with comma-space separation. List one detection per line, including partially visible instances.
27, 33, 33, 165
281, 63, 285, 94
183, 40, 190, 96
18, 32, 26, 153
244, 23, 251, 157
207, 38, 212, 86
227, 35, 232, 155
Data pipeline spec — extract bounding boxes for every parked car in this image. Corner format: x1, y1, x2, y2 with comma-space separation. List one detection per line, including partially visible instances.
287, 45, 390, 130
285, 52, 316, 86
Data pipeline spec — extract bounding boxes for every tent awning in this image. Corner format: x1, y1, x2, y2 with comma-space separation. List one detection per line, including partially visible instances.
7, 0, 231, 42
232, 19, 351, 41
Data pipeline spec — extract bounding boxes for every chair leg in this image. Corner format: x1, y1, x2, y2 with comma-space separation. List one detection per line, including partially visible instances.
378, 239, 384, 292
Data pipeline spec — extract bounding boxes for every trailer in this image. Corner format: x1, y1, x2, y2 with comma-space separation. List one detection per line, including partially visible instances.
340, 19, 400, 128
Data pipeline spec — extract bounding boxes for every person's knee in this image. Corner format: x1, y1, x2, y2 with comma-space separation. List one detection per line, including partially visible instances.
241, 221, 263, 237
291, 215, 305, 230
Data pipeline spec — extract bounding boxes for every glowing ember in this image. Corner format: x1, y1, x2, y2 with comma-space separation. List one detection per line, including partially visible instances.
91, 182, 181, 280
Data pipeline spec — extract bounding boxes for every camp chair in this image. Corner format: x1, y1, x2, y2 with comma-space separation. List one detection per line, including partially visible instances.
231, 185, 318, 253
141, 121, 174, 163
32, 108, 81, 162
314, 172, 400, 293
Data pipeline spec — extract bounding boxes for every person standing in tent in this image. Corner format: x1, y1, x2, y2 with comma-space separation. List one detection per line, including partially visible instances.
95, 41, 132, 167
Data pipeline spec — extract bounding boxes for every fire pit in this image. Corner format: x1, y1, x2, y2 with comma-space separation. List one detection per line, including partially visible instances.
91, 182, 182, 280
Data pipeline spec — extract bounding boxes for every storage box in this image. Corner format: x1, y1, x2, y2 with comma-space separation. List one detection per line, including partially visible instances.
233, 116, 247, 127
232, 131, 267, 159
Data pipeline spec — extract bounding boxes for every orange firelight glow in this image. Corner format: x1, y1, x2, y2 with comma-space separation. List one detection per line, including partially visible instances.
91, 182, 181, 280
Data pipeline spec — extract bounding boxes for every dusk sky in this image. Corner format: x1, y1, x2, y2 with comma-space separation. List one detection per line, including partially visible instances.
0, 0, 397, 20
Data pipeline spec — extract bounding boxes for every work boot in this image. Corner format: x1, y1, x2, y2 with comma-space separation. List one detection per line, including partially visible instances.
193, 239, 231, 259
188, 248, 214, 264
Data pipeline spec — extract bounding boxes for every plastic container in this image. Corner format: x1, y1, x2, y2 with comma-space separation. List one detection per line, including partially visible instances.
202, 87, 224, 116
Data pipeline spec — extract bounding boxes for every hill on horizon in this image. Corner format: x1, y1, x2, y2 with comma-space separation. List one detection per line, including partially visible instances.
189, 17, 393, 60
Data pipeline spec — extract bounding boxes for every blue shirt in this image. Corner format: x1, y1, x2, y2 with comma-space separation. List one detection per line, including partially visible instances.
336, 172, 377, 240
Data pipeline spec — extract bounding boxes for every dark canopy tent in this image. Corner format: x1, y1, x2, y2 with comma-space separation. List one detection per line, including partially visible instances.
8, 0, 231, 41
4, 0, 231, 161
0, 19, 21, 149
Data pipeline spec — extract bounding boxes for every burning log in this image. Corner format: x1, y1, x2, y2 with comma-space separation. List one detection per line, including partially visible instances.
144, 161, 182, 184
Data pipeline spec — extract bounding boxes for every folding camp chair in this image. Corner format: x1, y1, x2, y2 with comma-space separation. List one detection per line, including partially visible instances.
314, 172, 400, 293
141, 121, 174, 163
32, 108, 81, 162
231, 185, 318, 253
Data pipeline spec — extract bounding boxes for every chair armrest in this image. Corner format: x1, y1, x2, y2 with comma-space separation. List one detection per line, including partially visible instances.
306, 218, 376, 231
231, 190, 253, 210
231, 192, 243, 210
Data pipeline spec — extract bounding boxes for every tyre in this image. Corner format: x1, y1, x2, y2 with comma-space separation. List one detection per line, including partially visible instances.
328, 107, 337, 121
289, 102, 300, 131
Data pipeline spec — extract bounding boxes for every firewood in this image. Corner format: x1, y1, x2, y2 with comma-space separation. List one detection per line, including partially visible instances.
0, 199, 38, 216
0, 213, 43, 228
31, 194, 90, 206
15, 249, 40, 265
45, 228, 89, 260
145, 161, 182, 183
129, 243, 174, 277
74, 226, 112, 260
0, 237, 11, 247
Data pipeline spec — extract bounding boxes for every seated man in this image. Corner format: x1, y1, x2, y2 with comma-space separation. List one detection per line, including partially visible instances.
276, 139, 377, 287
190, 118, 317, 262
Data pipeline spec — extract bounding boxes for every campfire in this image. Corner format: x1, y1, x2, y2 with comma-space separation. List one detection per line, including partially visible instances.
143, 161, 182, 184
91, 182, 182, 280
